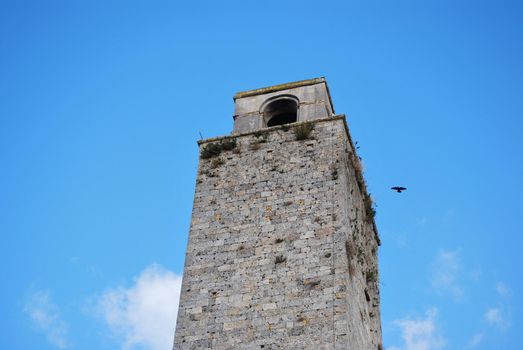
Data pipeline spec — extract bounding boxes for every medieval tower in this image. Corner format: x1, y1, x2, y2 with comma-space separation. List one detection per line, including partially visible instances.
173, 78, 382, 349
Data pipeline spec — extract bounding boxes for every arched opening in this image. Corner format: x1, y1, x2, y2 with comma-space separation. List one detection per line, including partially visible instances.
263, 97, 298, 127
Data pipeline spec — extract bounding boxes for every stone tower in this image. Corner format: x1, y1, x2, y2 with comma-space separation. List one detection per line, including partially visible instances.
173, 78, 382, 349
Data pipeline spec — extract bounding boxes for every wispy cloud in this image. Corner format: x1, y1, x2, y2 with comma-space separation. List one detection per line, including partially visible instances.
469, 266, 482, 282
429, 250, 464, 301
96, 264, 182, 350
495, 282, 511, 299
23, 289, 69, 349
485, 307, 510, 330
416, 217, 428, 226
388, 308, 445, 350
465, 332, 484, 349
395, 234, 408, 248
484, 281, 513, 331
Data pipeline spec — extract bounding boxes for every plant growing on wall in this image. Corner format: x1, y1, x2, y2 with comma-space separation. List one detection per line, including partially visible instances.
200, 138, 237, 159
294, 122, 314, 140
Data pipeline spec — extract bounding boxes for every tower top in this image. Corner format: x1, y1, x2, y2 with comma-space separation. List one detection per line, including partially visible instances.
232, 77, 335, 133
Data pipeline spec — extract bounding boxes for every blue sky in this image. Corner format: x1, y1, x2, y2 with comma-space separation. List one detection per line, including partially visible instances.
1, 0, 522, 349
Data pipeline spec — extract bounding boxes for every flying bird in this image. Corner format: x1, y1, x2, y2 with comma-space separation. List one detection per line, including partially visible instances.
391, 186, 407, 193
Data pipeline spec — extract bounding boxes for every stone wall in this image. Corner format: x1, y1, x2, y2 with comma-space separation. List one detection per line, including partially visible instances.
173, 116, 382, 349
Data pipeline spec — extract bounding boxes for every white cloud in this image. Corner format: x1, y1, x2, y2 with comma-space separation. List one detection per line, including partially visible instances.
23, 289, 69, 349
465, 332, 484, 349
485, 307, 510, 330
96, 264, 183, 350
495, 282, 511, 299
482, 282, 513, 331
388, 308, 445, 350
430, 250, 464, 301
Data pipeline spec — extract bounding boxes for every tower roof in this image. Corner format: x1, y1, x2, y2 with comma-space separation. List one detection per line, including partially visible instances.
233, 77, 328, 100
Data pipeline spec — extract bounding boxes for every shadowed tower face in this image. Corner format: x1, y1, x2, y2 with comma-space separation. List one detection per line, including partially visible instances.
173, 78, 383, 350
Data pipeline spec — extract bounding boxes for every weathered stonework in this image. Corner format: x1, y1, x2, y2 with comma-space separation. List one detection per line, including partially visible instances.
233, 78, 334, 133
173, 112, 382, 349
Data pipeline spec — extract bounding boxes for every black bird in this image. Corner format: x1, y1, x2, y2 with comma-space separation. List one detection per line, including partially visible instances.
391, 186, 407, 193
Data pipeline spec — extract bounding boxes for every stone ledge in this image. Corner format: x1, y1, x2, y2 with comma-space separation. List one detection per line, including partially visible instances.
233, 77, 326, 100
197, 115, 346, 145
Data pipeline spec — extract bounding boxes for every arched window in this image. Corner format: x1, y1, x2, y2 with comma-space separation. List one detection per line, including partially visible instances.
262, 96, 299, 127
